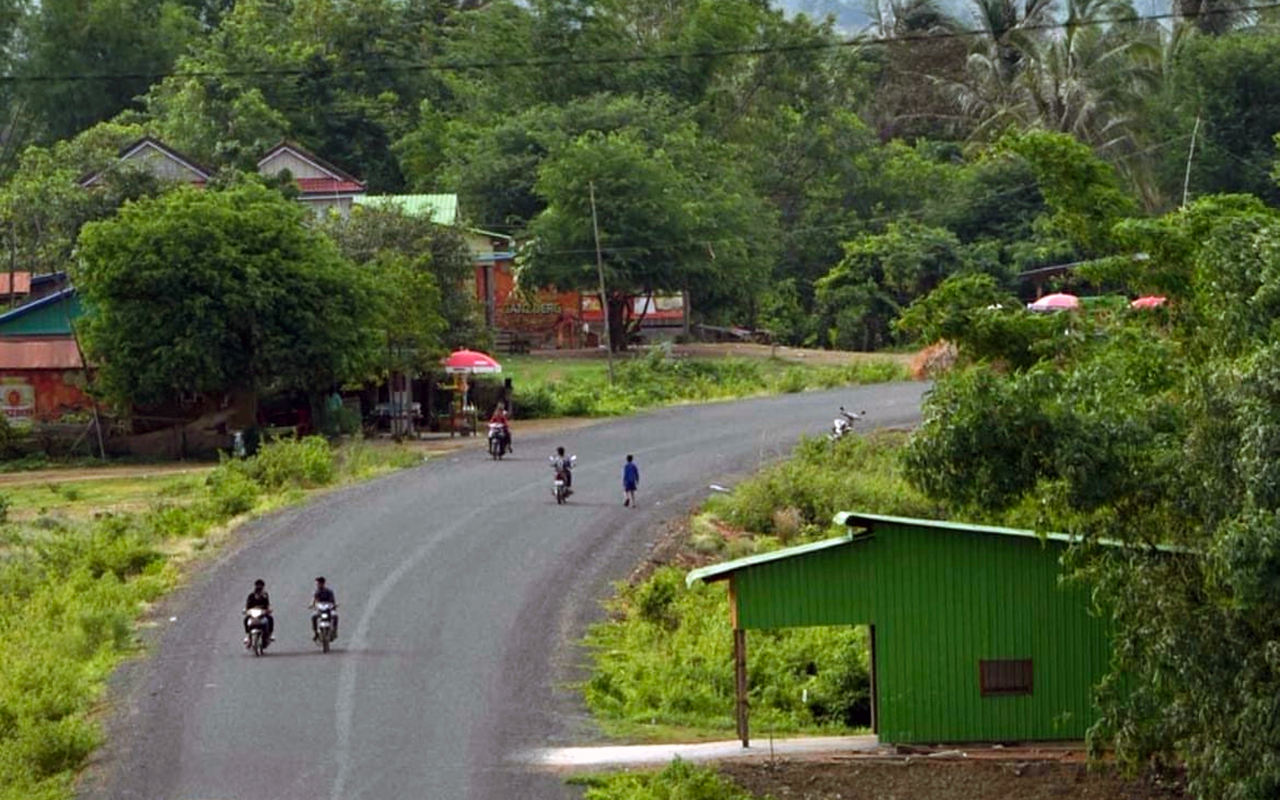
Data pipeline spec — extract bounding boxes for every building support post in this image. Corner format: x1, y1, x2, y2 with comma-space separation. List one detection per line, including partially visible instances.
729, 575, 749, 747
734, 627, 749, 747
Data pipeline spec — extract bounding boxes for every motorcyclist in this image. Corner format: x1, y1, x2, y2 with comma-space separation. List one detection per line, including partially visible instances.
309, 576, 338, 641
489, 405, 512, 454
243, 579, 274, 647
553, 446, 573, 493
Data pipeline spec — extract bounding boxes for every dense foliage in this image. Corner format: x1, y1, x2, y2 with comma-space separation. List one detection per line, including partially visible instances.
898, 194, 1280, 798
5, 0, 1280, 351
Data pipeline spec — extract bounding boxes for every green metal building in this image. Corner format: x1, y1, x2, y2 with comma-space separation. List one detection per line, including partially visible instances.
686, 512, 1113, 745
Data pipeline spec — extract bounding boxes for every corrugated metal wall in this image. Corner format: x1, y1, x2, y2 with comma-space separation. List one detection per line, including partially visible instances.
733, 522, 1111, 743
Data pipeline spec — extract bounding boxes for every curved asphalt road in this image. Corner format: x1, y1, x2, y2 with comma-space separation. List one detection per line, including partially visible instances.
84, 382, 927, 800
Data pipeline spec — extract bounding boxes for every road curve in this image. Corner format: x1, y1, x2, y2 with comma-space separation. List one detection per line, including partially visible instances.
83, 382, 928, 800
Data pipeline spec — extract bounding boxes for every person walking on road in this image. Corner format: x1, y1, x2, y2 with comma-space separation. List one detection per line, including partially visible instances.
623, 454, 640, 507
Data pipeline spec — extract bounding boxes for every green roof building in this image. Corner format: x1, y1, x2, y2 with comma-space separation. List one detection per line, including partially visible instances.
687, 513, 1114, 746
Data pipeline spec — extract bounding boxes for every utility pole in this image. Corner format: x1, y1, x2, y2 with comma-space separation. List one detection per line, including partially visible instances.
1182, 116, 1200, 209
589, 181, 614, 384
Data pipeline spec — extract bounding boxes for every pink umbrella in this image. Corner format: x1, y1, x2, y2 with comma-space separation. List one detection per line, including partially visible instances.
1130, 295, 1167, 309
1028, 293, 1081, 312
442, 349, 502, 374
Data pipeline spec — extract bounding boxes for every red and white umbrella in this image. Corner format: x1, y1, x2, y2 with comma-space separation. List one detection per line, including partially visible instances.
1028, 292, 1081, 312
442, 349, 502, 374
1130, 295, 1167, 309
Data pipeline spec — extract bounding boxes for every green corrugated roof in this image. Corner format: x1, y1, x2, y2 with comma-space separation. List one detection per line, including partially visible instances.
686, 534, 856, 586
354, 194, 458, 224
687, 511, 1184, 587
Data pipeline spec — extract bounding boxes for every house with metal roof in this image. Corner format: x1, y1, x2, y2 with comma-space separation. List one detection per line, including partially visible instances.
687, 512, 1114, 746
257, 141, 367, 217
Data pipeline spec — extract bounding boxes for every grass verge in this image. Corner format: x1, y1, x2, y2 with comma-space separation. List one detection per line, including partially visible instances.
0, 436, 420, 800
581, 431, 943, 743
568, 759, 757, 799
506, 348, 910, 418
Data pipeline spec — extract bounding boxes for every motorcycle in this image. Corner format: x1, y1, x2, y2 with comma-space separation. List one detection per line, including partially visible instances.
829, 406, 865, 443
549, 454, 576, 504
487, 422, 511, 460
243, 607, 271, 656
314, 601, 338, 653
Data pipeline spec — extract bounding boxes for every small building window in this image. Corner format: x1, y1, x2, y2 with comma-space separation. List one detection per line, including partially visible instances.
980, 659, 1033, 697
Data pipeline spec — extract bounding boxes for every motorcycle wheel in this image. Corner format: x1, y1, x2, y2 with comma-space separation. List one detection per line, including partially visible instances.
321, 628, 331, 653
251, 630, 263, 657
489, 439, 501, 460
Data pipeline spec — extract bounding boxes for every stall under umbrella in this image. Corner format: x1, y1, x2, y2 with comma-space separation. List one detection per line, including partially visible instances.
441, 350, 502, 435
443, 349, 503, 374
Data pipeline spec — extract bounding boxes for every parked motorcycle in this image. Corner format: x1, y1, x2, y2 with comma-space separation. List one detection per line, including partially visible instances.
244, 607, 270, 656
488, 422, 510, 460
314, 601, 337, 653
829, 406, 865, 443
550, 454, 576, 504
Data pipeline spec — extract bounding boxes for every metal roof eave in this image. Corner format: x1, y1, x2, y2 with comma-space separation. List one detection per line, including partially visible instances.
685, 533, 857, 587
686, 511, 1191, 588
836, 511, 1190, 554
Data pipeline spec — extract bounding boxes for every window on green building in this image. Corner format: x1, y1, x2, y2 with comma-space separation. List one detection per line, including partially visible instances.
979, 659, 1033, 696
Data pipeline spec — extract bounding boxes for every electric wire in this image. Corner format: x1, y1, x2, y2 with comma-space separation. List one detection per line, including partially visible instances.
1, 2, 1279, 84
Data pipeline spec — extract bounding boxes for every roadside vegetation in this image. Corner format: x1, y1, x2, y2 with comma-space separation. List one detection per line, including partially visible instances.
583, 432, 933, 741
569, 759, 757, 800
0, 436, 417, 800
510, 349, 909, 419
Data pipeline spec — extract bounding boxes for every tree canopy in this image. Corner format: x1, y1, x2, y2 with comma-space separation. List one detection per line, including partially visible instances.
76, 181, 384, 415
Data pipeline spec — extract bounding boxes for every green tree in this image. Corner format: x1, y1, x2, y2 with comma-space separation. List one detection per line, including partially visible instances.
318, 205, 481, 351
814, 221, 978, 351
520, 123, 774, 348
0, 121, 165, 279
900, 196, 1280, 798
76, 180, 383, 418
12, 0, 198, 145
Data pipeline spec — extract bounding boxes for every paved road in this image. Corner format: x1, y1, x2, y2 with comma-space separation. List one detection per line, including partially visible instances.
85, 382, 927, 800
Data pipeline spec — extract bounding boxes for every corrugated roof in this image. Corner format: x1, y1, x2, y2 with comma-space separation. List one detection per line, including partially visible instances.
0, 337, 83, 369
687, 511, 1184, 587
686, 534, 857, 586
0, 273, 31, 295
294, 177, 366, 195
354, 194, 458, 225
0, 287, 77, 324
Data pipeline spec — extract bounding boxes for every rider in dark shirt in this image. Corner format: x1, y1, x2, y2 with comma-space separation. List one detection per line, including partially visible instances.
310, 576, 338, 640
244, 579, 274, 643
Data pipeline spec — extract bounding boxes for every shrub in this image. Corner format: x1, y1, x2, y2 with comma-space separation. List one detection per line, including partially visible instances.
206, 462, 260, 518
250, 436, 336, 489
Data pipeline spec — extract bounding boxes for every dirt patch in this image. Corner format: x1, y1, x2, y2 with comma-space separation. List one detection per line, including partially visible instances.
717, 752, 1185, 800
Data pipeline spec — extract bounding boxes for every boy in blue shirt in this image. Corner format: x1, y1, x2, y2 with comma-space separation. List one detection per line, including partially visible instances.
623, 454, 640, 507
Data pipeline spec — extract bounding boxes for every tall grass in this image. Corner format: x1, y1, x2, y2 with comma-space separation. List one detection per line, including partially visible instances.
0, 436, 418, 800
582, 431, 936, 740
512, 350, 910, 419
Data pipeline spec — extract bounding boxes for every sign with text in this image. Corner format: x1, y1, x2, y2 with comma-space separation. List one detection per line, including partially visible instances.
0, 379, 34, 427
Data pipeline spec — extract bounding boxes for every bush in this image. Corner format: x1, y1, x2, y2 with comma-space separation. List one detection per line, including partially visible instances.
250, 436, 336, 489
206, 461, 260, 517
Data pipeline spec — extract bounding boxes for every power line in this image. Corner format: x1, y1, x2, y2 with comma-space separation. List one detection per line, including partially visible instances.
2, 2, 1279, 85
